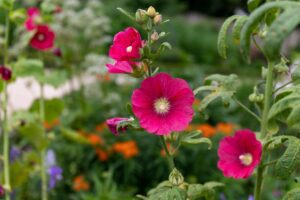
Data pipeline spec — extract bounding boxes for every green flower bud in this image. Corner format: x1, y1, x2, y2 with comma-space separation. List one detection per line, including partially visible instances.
169, 168, 184, 186
261, 67, 267, 79
147, 6, 156, 18
135, 9, 148, 24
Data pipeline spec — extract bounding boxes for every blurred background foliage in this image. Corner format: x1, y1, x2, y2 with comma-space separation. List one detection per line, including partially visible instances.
1, 0, 299, 200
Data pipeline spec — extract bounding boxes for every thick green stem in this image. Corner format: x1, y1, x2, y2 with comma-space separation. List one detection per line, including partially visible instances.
254, 60, 274, 200
160, 137, 175, 171
3, 9, 11, 200
39, 84, 47, 200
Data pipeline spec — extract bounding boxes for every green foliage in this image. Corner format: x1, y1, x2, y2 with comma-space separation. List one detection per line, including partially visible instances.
247, 0, 261, 12
194, 74, 239, 110
0, 0, 13, 10
30, 98, 64, 122
181, 131, 212, 149
282, 188, 300, 200
274, 138, 300, 179
187, 182, 224, 200
268, 85, 300, 129
60, 128, 90, 145
13, 58, 44, 79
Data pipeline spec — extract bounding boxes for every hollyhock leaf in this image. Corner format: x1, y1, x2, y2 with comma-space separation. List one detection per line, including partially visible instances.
274, 138, 300, 179
13, 58, 44, 79
266, 135, 293, 150
182, 131, 212, 149
148, 187, 187, 200
264, 7, 300, 60
18, 122, 48, 150
42, 70, 68, 88
187, 184, 205, 199
240, 1, 297, 61
282, 188, 300, 200
30, 98, 64, 122
247, 0, 261, 12
136, 195, 148, 200
0, 0, 13, 10
217, 15, 240, 59
232, 16, 248, 44
10, 161, 31, 188
60, 128, 90, 145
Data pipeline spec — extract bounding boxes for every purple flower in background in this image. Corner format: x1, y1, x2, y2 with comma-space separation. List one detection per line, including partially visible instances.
10, 146, 21, 162
48, 166, 63, 189
53, 48, 62, 57
45, 149, 63, 189
248, 195, 254, 200
0, 185, 4, 197
220, 193, 227, 200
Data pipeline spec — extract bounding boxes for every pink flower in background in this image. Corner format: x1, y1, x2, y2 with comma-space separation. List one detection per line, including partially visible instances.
131, 73, 194, 135
106, 117, 131, 135
30, 25, 55, 51
218, 129, 262, 179
25, 7, 40, 31
106, 61, 133, 74
109, 27, 142, 61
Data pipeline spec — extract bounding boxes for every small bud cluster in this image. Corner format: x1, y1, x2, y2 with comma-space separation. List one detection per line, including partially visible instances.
136, 6, 162, 26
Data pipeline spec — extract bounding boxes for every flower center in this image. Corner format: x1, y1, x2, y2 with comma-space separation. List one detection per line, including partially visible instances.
154, 97, 170, 115
38, 34, 45, 41
126, 46, 133, 53
239, 153, 253, 166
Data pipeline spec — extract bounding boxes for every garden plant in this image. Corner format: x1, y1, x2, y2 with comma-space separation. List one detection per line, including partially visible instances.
0, 0, 299, 200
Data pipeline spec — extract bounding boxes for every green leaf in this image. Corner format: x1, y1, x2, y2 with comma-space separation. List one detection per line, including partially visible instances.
13, 58, 44, 79
265, 135, 293, 150
30, 98, 64, 122
197, 74, 239, 110
247, 0, 261, 12
42, 70, 68, 88
18, 122, 48, 150
60, 128, 90, 144
217, 15, 240, 59
0, 0, 13, 10
232, 16, 248, 44
148, 187, 187, 200
264, 7, 300, 60
274, 138, 300, 179
9, 8, 26, 25
187, 182, 224, 200
240, 1, 298, 60
187, 184, 204, 200
268, 85, 300, 129
282, 188, 300, 200
181, 131, 212, 149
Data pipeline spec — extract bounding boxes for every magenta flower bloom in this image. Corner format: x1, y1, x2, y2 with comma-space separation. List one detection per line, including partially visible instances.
0, 66, 12, 81
131, 73, 194, 135
218, 129, 262, 179
106, 117, 130, 135
30, 25, 55, 51
106, 61, 133, 74
109, 27, 142, 61
24, 7, 40, 31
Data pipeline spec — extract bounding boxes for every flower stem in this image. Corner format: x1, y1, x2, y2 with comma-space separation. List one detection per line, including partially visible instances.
254, 60, 274, 200
39, 83, 48, 200
3, 8, 11, 200
233, 97, 261, 122
160, 136, 175, 171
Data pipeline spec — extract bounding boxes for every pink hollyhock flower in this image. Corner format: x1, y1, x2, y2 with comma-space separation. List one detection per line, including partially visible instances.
0, 66, 12, 81
131, 73, 195, 135
218, 129, 262, 179
109, 27, 142, 61
24, 7, 40, 31
106, 117, 131, 135
106, 61, 133, 74
30, 25, 55, 51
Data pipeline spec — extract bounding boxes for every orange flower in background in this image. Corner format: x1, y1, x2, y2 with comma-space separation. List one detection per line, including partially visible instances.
216, 122, 235, 135
95, 122, 107, 132
197, 124, 216, 138
95, 148, 109, 161
44, 118, 60, 129
73, 175, 90, 191
113, 141, 139, 159
87, 134, 103, 146
193, 99, 201, 107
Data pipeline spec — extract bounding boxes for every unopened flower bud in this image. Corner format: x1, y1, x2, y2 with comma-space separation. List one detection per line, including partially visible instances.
0, 66, 12, 81
249, 93, 264, 103
153, 14, 162, 25
135, 9, 148, 24
169, 168, 184, 186
147, 6, 156, 18
151, 31, 159, 42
